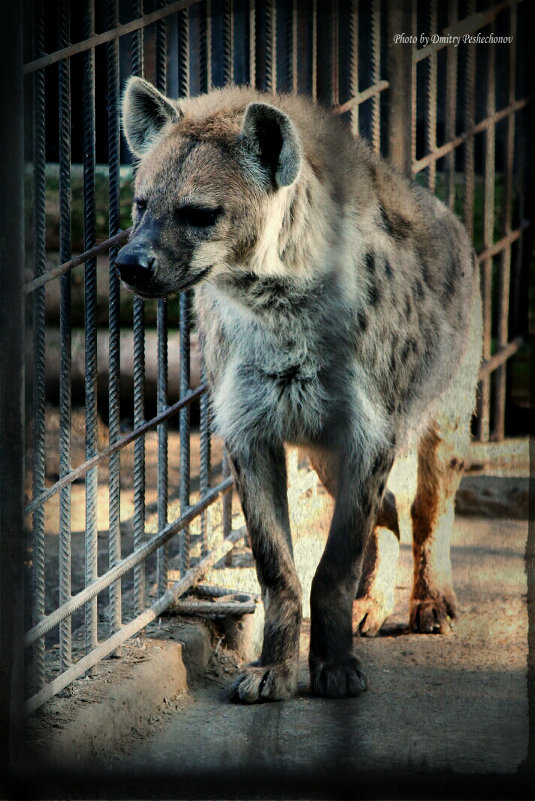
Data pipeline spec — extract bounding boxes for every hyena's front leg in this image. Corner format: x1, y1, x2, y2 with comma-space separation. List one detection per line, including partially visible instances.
226, 440, 302, 703
309, 447, 394, 698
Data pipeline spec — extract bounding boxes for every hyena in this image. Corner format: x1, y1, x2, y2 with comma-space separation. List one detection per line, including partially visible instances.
117, 77, 482, 702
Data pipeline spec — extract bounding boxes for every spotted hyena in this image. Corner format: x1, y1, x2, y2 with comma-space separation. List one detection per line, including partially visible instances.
117, 78, 482, 702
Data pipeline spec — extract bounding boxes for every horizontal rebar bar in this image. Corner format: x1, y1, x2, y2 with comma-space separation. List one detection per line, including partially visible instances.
25, 524, 244, 714
171, 598, 256, 616
478, 336, 523, 379
24, 475, 234, 647
24, 384, 207, 515
414, 0, 516, 62
333, 80, 389, 115
23, 0, 204, 75
412, 95, 532, 173
475, 222, 530, 264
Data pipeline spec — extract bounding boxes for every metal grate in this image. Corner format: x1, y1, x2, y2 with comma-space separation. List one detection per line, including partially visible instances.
19, 0, 531, 714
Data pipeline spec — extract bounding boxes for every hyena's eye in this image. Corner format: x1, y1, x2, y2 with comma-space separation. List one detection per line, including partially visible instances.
134, 197, 147, 213
177, 205, 223, 229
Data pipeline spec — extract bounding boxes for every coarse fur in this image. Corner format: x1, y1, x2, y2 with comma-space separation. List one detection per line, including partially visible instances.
118, 78, 483, 702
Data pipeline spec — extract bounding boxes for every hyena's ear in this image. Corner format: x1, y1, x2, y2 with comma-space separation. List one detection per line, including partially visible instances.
122, 76, 182, 157
240, 103, 302, 188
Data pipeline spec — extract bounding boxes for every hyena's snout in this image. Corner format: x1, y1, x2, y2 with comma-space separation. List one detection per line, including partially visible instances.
115, 239, 156, 289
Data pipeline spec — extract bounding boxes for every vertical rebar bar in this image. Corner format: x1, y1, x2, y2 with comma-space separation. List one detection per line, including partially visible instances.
463, 0, 475, 238
249, 0, 256, 88
201, 0, 211, 93
288, 0, 298, 94
311, 0, 317, 102
444, 0, 458, 210
31, 0, 47, 692
83, 0, 99, 653
425, 0, 437, 192
224, 0, 234, 86
199, 361, 211, 558
349, 0, 359, 136
370, 0, 381, 152
265, 0, 276, 93
58, 0, 73, 671
131, 0, 146, 617
478, 31, 496, 443
411, 0, 417, 167
156, 0, 169, 596
494, 3, 517, 440
179, 292, 191, 574
107, 0, 122, 636
331, 0, 339, 107
178, 5, 189, 98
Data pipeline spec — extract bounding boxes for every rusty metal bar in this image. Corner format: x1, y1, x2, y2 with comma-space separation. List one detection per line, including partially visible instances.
58, 0, 73, 674
349, 0, 359, 136
249, 0, 256, 88
311, 0, 317, 102
25, 477, 235, 650
413, 0, 513, 62
444, 0, 458, 210
477, 37, 496, 442
23, 0, 204, 75
493, 2, 517, 440
370, 0, 381, 152
25, 386, 207, 516
25, 522, 242, 715
265, 0, 276, 93
386, 0, 413, 176
463, 0, 476, 238
479, 336, 523, 379
331, 0, 339, 107
475, 222, 529, 264
412, 96, 531, 173
425, 0, 437, 191
31, 0, 47, 692
333, 81, 389, 116
24, 228, 131, 294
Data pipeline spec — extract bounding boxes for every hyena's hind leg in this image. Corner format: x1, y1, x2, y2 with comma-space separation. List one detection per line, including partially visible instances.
309, 450, 401, 637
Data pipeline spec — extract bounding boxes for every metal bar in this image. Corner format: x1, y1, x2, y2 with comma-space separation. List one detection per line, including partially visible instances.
107, 0, 122, 638
31, 0, 47, 694
23, 0, 204, 75
477, 37, 496, 442
26, 525, 243, 715
58, 0, 73, 673
82, 0, 99, 654
412, 96, 531, 173
199, 357, 211, 558
221, 448, 233, 544
290, 0, 298, 94
462, 0, 476, 239
334, 80, 389, 116
178, 5, 190, 98
493, 2, 517, 440
385, 0, 412, 176
265, 0, 276, 93
479, 337, 523, 380
171, 599, 256, 616
413, 0, 513, 62
132, 0, 146, 618
249, 0, 255, 88
311, 0, 317, 102
444, 0, 458, 210
331, 0, 339, 107
349, 0, 359, 136
25, 477, 235, 649
370, 0, 381, 152
224, 0, 234, 86
0, 0, 25, 763
25, 386, 208, 516
179, 292, 192, 574
200, 0, 211, 93
24, 228, 131, 294
156, 3, 169, 599
411, 0, 417, 166
425, 0, 437, 191
475, 222, 529, 263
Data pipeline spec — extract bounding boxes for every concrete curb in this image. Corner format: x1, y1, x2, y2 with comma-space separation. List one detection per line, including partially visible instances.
31, 621, 214, 768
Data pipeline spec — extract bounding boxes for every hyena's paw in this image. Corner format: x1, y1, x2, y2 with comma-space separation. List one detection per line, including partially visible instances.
310, 653, 368, 699
409, 593, 457, 635
228, 662, 298, 703
352, 593, 394, 637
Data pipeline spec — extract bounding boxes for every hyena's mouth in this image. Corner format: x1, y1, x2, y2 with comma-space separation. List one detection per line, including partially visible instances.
120, 265, 213, 299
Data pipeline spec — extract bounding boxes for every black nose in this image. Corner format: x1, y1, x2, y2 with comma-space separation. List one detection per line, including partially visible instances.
115, 247, 156, 286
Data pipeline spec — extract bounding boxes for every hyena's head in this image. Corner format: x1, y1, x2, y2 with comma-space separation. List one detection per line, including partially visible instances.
116, 77, 303, 297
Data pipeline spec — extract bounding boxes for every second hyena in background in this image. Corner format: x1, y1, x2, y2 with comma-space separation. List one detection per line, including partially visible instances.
117, 77, 482, 702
